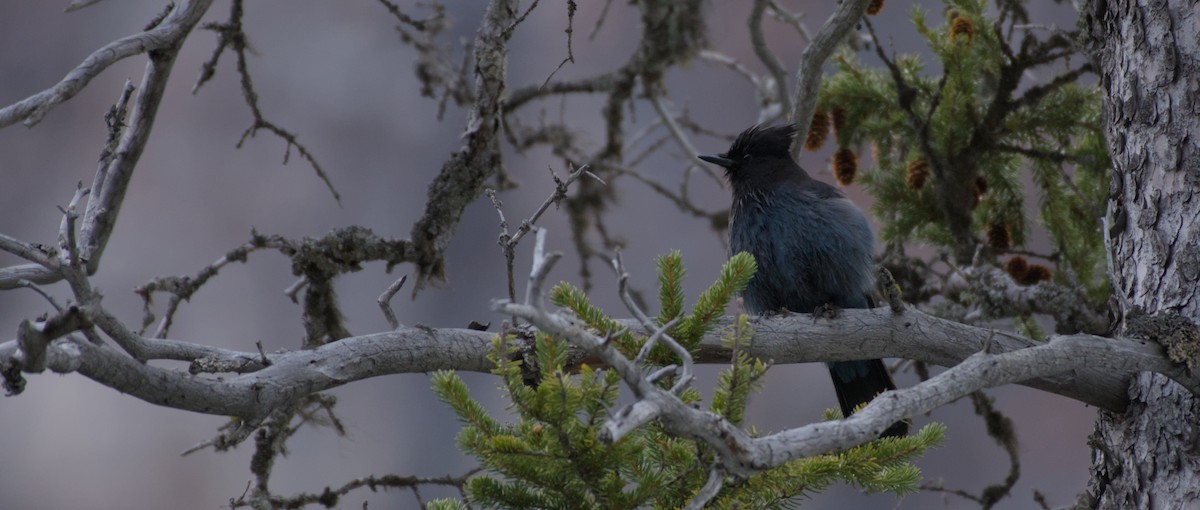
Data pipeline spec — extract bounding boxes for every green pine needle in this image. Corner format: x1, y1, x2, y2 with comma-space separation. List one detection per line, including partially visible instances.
656, 250, 686, 326
676, 252, 757, 346
550, 281, 639, 355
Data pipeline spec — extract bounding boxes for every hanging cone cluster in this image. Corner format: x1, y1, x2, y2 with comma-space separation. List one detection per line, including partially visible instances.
1006, 256, 1029, 280
831, 107, 848, 137
805, 111, 831, 151
1022, 264, 1053, 285
1006, 256, 1053, 285
906, 158, 929, 190
974, 175, 989, 195
987, 222, 1011, 250
950, 16, 975, 45
833, 148, 858, 186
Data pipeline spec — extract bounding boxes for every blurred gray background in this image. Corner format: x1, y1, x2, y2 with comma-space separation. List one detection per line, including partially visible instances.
0, 1, 1094, 508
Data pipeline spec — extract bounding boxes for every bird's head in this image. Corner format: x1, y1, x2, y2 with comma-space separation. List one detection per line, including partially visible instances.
698, 124, 800, 183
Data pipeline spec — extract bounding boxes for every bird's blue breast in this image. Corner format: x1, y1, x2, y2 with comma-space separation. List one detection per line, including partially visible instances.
730, 187, 875, 314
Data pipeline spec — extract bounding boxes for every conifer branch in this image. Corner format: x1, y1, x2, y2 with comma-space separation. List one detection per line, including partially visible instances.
492, 229, 1199, 488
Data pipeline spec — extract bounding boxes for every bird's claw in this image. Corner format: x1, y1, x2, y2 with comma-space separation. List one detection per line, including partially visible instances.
812, 303, 841, 321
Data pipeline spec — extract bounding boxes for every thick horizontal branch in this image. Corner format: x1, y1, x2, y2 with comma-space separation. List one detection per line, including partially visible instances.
5, 303, 1186, 416
2, 327, 494, 419
696, 308, 1151, 411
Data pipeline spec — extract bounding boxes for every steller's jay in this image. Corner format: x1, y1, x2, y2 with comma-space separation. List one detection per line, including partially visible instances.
699, 123, 907, 438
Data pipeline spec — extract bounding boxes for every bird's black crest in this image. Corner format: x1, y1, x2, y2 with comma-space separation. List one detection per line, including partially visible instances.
727, 124, 799, 160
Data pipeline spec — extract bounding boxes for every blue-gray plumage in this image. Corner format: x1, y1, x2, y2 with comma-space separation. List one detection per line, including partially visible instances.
700, 124, 906, 437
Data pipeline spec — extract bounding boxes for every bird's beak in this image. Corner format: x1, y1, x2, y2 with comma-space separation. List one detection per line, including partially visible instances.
698, 154, 734, 168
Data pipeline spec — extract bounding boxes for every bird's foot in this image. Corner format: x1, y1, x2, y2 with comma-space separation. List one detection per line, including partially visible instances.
812, 303, 841, 321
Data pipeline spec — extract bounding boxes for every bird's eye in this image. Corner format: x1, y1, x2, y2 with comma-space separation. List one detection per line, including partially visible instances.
742, 153, 753, 162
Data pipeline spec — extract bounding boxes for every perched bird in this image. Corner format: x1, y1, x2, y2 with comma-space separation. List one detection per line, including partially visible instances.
699, 124, 907, 437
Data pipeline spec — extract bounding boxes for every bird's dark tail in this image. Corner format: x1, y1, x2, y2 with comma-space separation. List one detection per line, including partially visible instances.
827, 359, 908, 438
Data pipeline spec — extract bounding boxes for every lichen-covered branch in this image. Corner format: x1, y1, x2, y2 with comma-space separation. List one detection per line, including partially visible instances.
409, 0, 520, 292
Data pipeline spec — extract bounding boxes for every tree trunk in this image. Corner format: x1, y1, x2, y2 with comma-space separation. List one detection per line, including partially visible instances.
1084, 0, 1200, 508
